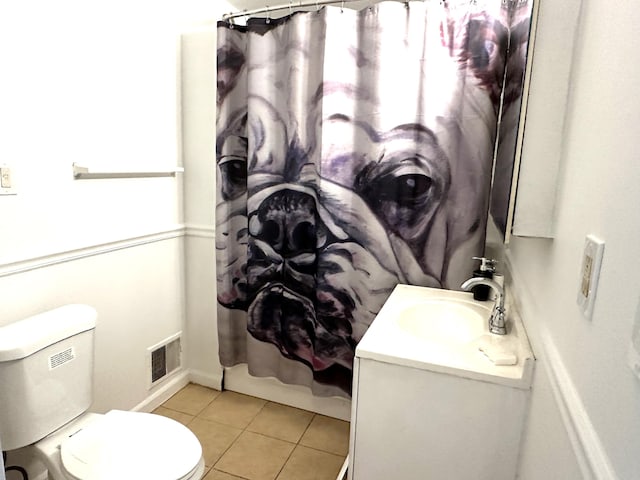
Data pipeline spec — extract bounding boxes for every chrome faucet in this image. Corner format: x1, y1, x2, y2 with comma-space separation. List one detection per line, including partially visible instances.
460, 277, 507, 335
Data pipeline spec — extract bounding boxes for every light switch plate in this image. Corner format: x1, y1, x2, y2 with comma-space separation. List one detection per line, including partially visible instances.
577, 234, 605, 320
0, 164, 17, 195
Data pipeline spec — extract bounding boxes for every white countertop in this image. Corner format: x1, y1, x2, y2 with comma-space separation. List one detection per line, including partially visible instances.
355, 284, 535, 389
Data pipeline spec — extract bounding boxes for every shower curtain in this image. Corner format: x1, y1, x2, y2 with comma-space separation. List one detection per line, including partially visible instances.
216, 0, 528, 396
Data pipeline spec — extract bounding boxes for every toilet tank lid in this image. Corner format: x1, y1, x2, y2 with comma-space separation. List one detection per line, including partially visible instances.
0, 304, 97, 362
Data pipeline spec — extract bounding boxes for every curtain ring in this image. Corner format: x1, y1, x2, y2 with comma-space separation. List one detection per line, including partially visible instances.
265, 5, 271, 23
316, 1, 320, 11
341, 0, 344, 12
289, 0, 293, 15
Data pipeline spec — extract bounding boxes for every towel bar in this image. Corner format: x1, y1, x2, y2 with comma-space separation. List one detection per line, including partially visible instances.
72, 163, 184, 179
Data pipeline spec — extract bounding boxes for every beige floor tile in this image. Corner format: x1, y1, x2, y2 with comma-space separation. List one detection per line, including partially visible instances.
152, 406, 194, 426
162, 383, 221, 415
199, 391, 267, 429
187, 417, 242, 467
276, 445, 345, 480
247, 402, 314, 443
215, 431, 295, 480
299, 415, 350, 456
203, 469, 247, 480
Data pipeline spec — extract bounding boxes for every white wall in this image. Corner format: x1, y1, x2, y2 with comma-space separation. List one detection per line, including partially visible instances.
508, 1, 640, 478
0, 2, 240, 477
0, 3, 182, 259
0, 2, 193, 476
181, 25, 222, 387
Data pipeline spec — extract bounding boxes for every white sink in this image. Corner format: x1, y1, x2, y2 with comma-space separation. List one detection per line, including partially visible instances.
395, 299, 488, 345
355, 284, 534, 388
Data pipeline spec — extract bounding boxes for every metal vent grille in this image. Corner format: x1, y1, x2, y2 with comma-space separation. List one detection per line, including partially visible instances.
49, 347, 75, 370
149, 335, 181, 387
151, 347, 167, 384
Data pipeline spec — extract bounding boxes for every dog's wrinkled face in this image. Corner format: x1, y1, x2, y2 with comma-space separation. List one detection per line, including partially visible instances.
216, 5, 511, 391
217, 93, 448, 377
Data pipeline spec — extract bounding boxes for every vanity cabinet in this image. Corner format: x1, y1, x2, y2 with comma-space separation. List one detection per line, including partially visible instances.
348, 356, 529, 480
347, 285, 535, 480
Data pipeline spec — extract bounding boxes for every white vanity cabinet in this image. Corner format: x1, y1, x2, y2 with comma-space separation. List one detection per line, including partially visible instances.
347, 285, 534, 480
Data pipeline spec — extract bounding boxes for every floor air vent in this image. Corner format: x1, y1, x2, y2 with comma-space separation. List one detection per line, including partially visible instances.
148, 332, 181, 388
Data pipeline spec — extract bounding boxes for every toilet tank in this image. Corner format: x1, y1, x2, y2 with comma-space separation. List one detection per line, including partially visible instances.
0, 304, 96, 450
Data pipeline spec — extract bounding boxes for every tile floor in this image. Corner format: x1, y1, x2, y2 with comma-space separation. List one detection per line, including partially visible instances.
153, 383, 350, 480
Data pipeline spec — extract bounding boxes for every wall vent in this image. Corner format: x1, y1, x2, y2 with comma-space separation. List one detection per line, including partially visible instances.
147, 332, 182, 388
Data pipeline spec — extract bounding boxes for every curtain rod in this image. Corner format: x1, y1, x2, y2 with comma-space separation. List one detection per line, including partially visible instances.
222, 0, 365, 21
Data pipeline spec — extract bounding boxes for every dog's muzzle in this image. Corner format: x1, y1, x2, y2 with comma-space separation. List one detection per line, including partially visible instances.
247, 185, 342, 297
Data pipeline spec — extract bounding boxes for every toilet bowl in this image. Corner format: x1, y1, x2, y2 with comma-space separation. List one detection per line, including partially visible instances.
0, 305, 205, 480
33, 411, 205, 480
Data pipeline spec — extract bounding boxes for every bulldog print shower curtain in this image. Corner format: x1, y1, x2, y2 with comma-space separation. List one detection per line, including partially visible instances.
216, 0, 531, 396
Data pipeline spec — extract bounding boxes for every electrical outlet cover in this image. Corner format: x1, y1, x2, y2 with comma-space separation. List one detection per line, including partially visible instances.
577, 234, 605, 320
628, 298, 640, 381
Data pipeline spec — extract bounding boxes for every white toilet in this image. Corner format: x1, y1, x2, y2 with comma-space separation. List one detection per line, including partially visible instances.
0, 304, 205, 480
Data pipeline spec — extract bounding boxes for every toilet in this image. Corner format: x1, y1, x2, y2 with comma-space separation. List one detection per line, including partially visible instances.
0, 305, 205, 480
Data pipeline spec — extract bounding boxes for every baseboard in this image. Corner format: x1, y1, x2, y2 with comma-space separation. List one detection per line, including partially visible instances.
133, 368, 223, 413
132, 369, 191, 413
189, 368, 223, 390
505, 250, 619, 480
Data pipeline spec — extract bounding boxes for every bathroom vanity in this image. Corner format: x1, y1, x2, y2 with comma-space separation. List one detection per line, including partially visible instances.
347, 285, 534, 480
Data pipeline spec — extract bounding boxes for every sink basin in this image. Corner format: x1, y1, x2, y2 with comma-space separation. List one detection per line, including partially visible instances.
355, 284, 535, 389
395, 300, 488, 345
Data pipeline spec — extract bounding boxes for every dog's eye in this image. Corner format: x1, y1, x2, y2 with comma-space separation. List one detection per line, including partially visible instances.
219, 158, 247, 200
484, 40, 496, 57
377, 174, 432, 208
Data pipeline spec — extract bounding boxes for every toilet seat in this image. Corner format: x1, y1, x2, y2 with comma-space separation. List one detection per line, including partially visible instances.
60, 410, 203, 480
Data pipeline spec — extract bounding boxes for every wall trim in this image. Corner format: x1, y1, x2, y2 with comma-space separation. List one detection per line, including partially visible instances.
132, 369, 191, 413
184, 223, 215, 238
0, 225, 186, 278
189, 368, 223, 390
0, 223, 214, 278
505, 249, 619, 480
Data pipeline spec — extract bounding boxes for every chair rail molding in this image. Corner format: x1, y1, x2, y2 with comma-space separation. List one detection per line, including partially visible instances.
0, 225, 186, 278
504, 249, 619, 480
184, 224, 215, 238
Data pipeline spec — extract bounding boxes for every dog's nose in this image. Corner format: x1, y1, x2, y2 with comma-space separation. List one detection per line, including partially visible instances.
251, 190, 318, 255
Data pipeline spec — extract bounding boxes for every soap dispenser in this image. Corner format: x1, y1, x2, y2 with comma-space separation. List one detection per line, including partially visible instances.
471, 257, 497, 301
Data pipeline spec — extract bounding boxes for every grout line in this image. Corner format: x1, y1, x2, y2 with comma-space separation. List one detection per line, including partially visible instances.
298, 412, 317, 444
193, 389, 224, 417
210, 428, 244, 473
294, 444, 347, 458
157, 404, 197, 418
165, 386, 348, 479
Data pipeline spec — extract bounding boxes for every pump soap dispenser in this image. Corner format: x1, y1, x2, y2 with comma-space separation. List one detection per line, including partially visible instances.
471, 257, 497, 301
